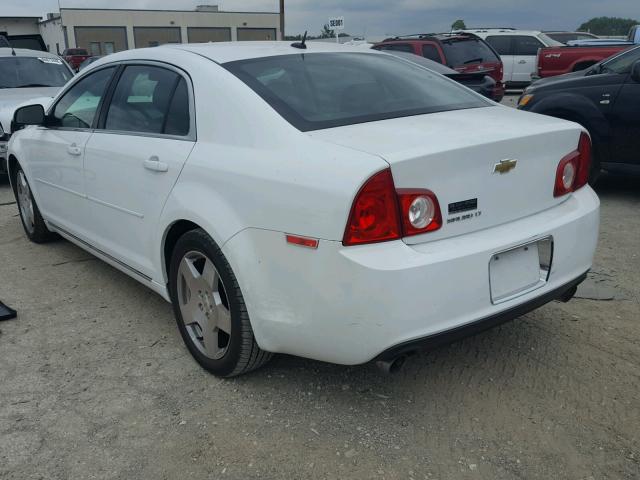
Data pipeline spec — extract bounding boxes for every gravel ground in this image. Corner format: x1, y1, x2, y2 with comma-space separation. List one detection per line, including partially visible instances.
1, 95, 639, 479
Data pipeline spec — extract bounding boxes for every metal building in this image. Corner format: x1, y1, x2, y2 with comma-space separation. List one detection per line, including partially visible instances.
4, 5, 281, 55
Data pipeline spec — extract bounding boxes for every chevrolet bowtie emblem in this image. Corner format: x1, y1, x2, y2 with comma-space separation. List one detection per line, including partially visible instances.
493, 159, 517, 174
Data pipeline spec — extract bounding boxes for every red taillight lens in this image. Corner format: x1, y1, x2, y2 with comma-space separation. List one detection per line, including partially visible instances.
343, 170, 442, 246
397, 189, 442, 236
575, 132, 592, 189
554, 132, 592, 197
343, 169, 401, 246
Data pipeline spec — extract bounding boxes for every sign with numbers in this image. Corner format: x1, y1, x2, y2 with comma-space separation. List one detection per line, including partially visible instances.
329, 17, 345, 31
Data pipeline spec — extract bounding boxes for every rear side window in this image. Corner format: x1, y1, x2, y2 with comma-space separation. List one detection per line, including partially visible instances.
440, 38, 500, 67
224, 52, 490, 131
422, 44, 442, 63
375, 43, 414, 54
105, 65, 189, 135
513, 36, 544, 56
485, 36, 512, 55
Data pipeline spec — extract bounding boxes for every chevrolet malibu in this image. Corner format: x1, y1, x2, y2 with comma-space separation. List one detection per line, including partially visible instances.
7, 42, 599, 377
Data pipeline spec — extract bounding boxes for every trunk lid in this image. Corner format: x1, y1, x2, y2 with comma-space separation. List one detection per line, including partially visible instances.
308, 106, 583, 245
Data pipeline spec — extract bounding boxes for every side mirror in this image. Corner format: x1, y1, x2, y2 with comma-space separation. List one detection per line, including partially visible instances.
12, 104, 45, 131
631, 60, 640, 83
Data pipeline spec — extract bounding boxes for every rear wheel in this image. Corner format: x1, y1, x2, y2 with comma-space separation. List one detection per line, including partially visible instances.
168, 229, 272, 377
13, 165, 58, 243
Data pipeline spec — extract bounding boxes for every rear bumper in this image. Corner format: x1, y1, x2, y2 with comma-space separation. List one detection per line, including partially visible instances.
223, 186, 599, 365
375, 271, 586, 362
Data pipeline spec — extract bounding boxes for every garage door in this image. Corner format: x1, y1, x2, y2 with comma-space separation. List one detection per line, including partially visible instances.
75, 27, 127, 53
187, 27, 231, 43
134, 27, 181, 48
237, 28, 277, 41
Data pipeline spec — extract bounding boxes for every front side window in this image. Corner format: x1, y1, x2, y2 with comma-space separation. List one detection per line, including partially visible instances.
601, 46, 640, 75
105, 65, 189, 135
52, 66, 115, 129
513, 36, 544, 56
0, 56, 73, 89
224, 52, 490, 131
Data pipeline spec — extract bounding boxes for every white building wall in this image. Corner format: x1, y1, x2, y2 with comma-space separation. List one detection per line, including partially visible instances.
39, 18, 66, 54
0, 17, 40, 35
59, 9, 280, 49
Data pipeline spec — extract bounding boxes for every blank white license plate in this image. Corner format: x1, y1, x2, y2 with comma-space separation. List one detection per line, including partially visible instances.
489, 242, 542, 303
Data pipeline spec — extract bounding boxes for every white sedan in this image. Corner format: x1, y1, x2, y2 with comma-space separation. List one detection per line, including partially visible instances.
7, 42, 599, 376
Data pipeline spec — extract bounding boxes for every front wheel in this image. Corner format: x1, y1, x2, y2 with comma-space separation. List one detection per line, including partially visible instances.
13, 165, 58, 243
168, 229, 272, 377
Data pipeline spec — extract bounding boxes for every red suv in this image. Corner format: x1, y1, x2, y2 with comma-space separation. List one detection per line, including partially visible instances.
373, 33, 505, 101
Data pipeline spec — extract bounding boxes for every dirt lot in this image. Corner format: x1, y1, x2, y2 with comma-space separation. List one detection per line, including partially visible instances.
1, 97, 639, 479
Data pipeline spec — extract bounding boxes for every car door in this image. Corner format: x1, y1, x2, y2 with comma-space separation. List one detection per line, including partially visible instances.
512, 36, 544, 84
606, 49, 640, 166
485, 35, 514, 83
24, 66, 116, 235
82, 63, 195, 278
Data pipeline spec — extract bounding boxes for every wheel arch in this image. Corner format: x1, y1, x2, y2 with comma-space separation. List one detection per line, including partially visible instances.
7, 154, 19, 192
161, 219, 202, 286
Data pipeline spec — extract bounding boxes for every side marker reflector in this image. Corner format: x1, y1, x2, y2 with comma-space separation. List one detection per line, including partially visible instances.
286, 235, 319, 249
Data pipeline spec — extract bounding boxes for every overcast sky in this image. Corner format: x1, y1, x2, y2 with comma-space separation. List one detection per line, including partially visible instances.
3, 0, 638, 37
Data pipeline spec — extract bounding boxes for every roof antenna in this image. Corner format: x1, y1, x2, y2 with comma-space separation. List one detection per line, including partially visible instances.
291, 31, 307, 50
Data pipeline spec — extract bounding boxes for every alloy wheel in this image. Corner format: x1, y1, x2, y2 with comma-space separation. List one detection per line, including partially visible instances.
16, 171, 35, 234
176, 251, 232, 360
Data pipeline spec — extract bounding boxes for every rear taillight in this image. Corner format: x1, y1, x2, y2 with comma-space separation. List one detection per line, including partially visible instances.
554, 132, 591, 197
397, 189, 442, 236
343, 169, 401, 246
343, 169, 442, 246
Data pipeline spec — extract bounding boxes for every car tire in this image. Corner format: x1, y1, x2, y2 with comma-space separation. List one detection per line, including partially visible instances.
168, 228, 272, 377
13, 164, 58, 243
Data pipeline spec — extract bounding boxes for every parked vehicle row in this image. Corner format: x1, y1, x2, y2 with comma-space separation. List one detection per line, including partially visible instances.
6, 42, 599, 376
382, 50, 498, 100
372, 32, 505, 101
458, 28, 564, 87
519, 45, 640, 180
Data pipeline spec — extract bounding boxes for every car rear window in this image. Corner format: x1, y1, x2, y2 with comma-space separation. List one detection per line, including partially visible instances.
224, 52, 490, 132
67, 49, 88, 55
440, 38, 500, 67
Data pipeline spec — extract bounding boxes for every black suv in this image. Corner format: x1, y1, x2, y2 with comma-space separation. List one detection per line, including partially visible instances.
518, 46, 640, 182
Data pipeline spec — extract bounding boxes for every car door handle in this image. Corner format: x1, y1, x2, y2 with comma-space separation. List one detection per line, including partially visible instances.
143, 156, 169, 173
518, 60, 527, 64
67, 143, 82, 156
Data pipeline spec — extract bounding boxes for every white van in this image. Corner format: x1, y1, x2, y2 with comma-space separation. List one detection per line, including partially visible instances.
461, 29, 563, 87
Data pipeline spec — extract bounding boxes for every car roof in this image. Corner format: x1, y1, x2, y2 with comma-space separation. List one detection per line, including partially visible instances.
465, 29, 543, 36
0, 47, 61, 59
378, 33, 479, 43
102, 41, 381, 65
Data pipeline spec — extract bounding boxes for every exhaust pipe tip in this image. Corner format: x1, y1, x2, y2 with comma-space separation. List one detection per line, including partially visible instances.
376, 354, 408, 374
558, 285, 578, 303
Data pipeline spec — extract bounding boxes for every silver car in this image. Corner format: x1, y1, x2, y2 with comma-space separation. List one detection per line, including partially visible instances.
0, 47, 74, 175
